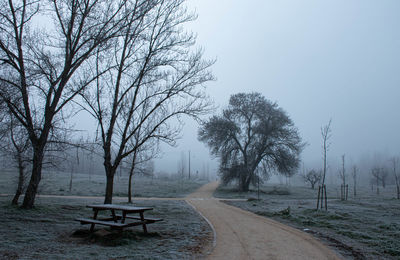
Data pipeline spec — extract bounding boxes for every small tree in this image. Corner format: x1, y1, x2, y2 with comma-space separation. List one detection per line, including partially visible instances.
351, 165, 357, 197
371, 167, 382, 195
380, 168, 388, 188
303, 169, 322, 189
338, 154, 348, 200
126, 142, 158, 203
0, 116, 31, 205
178, 151, 186, 180
390, 157, 400, 199
321, 119, 332, 187
317, 119, 332, 210
199, 92, 303, 192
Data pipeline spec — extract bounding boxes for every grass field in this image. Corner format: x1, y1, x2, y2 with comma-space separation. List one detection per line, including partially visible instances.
0, 196, 213, 259
0, 170, 212, 259
0, 169, 208, 198
215, 183, 400, 260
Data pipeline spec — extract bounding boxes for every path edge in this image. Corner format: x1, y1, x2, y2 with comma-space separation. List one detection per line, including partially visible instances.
185, 199, 217, 258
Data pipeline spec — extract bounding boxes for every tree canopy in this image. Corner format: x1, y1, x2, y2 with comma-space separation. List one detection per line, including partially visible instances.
199, 92, 303, 191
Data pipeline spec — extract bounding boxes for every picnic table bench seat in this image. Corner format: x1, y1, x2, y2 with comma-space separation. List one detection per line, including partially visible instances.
114, 214, 163, 223
75, 218, 129, 228
75, 217, 150, 228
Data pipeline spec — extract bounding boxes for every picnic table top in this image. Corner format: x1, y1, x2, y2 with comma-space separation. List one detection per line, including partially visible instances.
86, 204, 153, 212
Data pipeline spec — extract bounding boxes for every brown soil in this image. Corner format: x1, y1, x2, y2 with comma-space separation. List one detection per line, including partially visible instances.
186, 182, 342, 260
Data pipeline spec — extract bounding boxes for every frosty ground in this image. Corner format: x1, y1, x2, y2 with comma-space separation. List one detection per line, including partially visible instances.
215, 184, 400, 260
0, 171, 212, 259
1, 169, 399, 259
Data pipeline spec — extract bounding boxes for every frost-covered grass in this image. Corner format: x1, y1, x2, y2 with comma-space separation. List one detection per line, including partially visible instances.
0, 196, 213, 259
217, 183, 400, 260
0, 169, 207, 198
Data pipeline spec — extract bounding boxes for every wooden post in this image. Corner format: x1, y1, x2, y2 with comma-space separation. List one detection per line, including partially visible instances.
90, 210, 99, 232
317, 186, 321, 210
140, 212, 148, 234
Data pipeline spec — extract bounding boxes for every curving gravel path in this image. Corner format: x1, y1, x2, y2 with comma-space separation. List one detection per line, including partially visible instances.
186, 182, 341, 260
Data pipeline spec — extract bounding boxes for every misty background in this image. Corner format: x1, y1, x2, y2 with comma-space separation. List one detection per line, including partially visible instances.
148, 0, 400, 183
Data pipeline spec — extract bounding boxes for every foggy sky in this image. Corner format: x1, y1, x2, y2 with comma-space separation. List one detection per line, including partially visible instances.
155, 0, 400, 176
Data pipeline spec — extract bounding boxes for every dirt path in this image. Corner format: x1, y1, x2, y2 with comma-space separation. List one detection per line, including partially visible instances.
186, 182, 341, 260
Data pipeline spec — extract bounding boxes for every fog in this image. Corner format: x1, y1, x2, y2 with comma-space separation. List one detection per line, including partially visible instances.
154, 0, 400, 179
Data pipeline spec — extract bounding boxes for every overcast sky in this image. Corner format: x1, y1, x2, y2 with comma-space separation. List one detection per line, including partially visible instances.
154, 0, 400, 175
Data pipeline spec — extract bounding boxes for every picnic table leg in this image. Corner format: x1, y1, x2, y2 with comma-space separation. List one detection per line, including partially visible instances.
121, 211, 127, 224
111, 209, 117, 222
139, 212, 148, 234
90, 210, 99, 232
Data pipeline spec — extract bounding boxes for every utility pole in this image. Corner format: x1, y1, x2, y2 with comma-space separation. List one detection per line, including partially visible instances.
188, 150, 191, 180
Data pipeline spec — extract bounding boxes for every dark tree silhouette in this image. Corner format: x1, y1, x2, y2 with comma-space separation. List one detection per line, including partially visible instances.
199, 92, 303, 192
390, 157, 400, 199
79, 0, 214, 203
303, 169, 322, 189
0, 0, 127, 208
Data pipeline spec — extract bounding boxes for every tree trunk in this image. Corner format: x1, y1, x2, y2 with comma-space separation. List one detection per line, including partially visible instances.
12, 156, 25, 205
238, 172, 249, 192
244, 175, 252, 191
128, 172, 133, 203
239, 172, 252, 192
128, 151, 138, 203
22, 147, 44, 209
239, 181, 250, 192
104, 168, 115, 204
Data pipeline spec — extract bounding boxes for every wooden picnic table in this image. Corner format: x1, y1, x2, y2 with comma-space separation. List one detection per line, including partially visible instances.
75, 204, 163, 233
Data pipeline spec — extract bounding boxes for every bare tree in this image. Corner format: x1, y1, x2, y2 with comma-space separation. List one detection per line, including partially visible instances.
371, 167, 383, 195
0, 114, 31, 205
0, 0, 127, 208
351, 165, 357, 197
178, 151, 186, 179
126, 138, 158, 203
338, 154, 346, 187
380, 168, 388, 188
80, 0, 214, 203
321, 119, 332, 186
318, 119, 332, 210
390, 157, 400, 199
338, 154, 348, 200
303, 169, 322, 189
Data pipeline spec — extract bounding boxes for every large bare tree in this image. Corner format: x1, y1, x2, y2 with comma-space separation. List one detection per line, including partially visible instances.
80, 0, 214, 203
0, 0, 127, 208
199, 92, 303, 192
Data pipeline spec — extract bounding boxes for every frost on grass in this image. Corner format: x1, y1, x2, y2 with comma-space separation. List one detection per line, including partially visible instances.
0, 198, 212, 259
219, 183, 400, 260
0, 170, 207, 198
